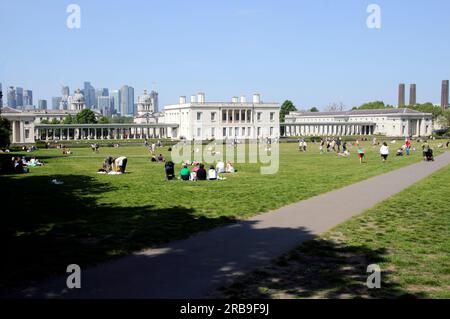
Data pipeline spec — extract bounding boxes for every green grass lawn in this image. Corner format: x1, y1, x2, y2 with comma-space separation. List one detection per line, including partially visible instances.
0, 140, 444, 290
220, 161, 450, 299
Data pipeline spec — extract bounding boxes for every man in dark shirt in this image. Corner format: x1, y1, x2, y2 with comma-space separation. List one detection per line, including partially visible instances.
197, 164, 207, 180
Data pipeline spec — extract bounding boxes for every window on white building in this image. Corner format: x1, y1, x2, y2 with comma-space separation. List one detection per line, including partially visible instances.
223, 127, 227, 137
248, 127, 251, 136
197, 128, 201, 137
235, 127, 239, 136
211, 112, 216, 121
257, 127, 261, 136
211, 127, 215, 137
270, 127, 274, 136
270, 112, 275, 121
242, 127, 245, 136
197, 112, 202, 121
222, 110, 227, 121
257, 112, 262, 121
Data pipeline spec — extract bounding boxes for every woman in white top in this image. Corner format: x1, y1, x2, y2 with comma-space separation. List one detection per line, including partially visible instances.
380, 142, 390, 162
216, 161, 225, 173
208, 166, 218, 180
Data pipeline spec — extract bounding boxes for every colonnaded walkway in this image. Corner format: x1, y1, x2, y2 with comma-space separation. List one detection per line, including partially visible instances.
9, 152, 450, 299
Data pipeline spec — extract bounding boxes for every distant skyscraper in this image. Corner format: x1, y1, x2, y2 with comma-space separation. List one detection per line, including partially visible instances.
398, 84, 405, 107
83, 82, 96, 109
62, 86, 70, 96
150, 90, 159, 113
52, 96, 62, 110
7, 86, 16, 108
409, 84, 416, 106
120, 85, 135, 116
128, 86, 135, 115
441, 80, 449, 110
98, 96, 111, 116
23, 90, 33, 106
110, 90, 121, 114
38, 99, 48, 110
95, 88, 109, 109
15, 87, 24, 108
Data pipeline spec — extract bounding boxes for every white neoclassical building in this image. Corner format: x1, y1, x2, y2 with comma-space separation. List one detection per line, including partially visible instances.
282, 108, 433, 138
164, 92, 280, 140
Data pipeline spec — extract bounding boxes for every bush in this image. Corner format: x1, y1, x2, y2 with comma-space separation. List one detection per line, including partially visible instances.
35, 140, 47, 149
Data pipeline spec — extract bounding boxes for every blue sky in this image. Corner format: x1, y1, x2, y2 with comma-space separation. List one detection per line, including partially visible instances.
1, 0, 450, 110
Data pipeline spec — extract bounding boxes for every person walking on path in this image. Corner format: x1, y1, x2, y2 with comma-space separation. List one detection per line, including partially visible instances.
357, 146, 366, 164
405, 138, 412, 156
380, 142, 390, 162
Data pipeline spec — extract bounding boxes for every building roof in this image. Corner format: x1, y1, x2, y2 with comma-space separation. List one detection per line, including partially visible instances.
1, 106, 21, 113
288, 108, 430, 117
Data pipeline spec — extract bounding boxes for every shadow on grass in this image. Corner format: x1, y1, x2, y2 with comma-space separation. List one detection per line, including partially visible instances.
0, 173, 236, 292
0, 173, 424, 299
219, 239, 424, 299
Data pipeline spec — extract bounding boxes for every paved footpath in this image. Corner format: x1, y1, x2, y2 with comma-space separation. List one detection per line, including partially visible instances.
9, 152, 450, 299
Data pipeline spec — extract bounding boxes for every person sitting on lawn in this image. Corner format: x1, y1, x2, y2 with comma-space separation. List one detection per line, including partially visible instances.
396, 148, 404, 156
225, 161, 235, 173
208, 165, 218, 180
165, 161, 175, 180
337, 150, 350, 157
13, 157, 28, 173
157, 154, 165, 162
197, 164, 207, 180
216, 160, 225, 173
180, 164, 190, 181
192, 162, 200, 173
29, 157, 44, 167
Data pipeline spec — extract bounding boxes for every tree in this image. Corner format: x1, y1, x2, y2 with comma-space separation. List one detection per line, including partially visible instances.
436, 109, 450, 129
76, 109, 97, 124
98, 116, 110, 124
280, 100, 297, 123
355, 101, 386, 110
409, 103, 443, 120
0, 117, 12, 148
51, 118, 60, 125
40, 119, 50, 124
63, 114, 74, 124
309, 107, 319, 112
325, 102, 345, 112
111, 116, 134, 124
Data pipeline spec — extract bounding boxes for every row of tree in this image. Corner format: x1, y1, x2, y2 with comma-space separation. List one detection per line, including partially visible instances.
40, 109, 135, 125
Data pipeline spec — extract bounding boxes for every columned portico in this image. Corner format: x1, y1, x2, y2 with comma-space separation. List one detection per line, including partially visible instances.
34, 123, 179, 141
280, 123, 375, 137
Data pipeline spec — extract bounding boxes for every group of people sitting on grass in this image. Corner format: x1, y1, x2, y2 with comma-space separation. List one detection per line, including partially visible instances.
21, 145, 37, 152
151, 154, 166, 162
3, 156, 45, 174
98, 156, 128, 174
164, 160, 236, 181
